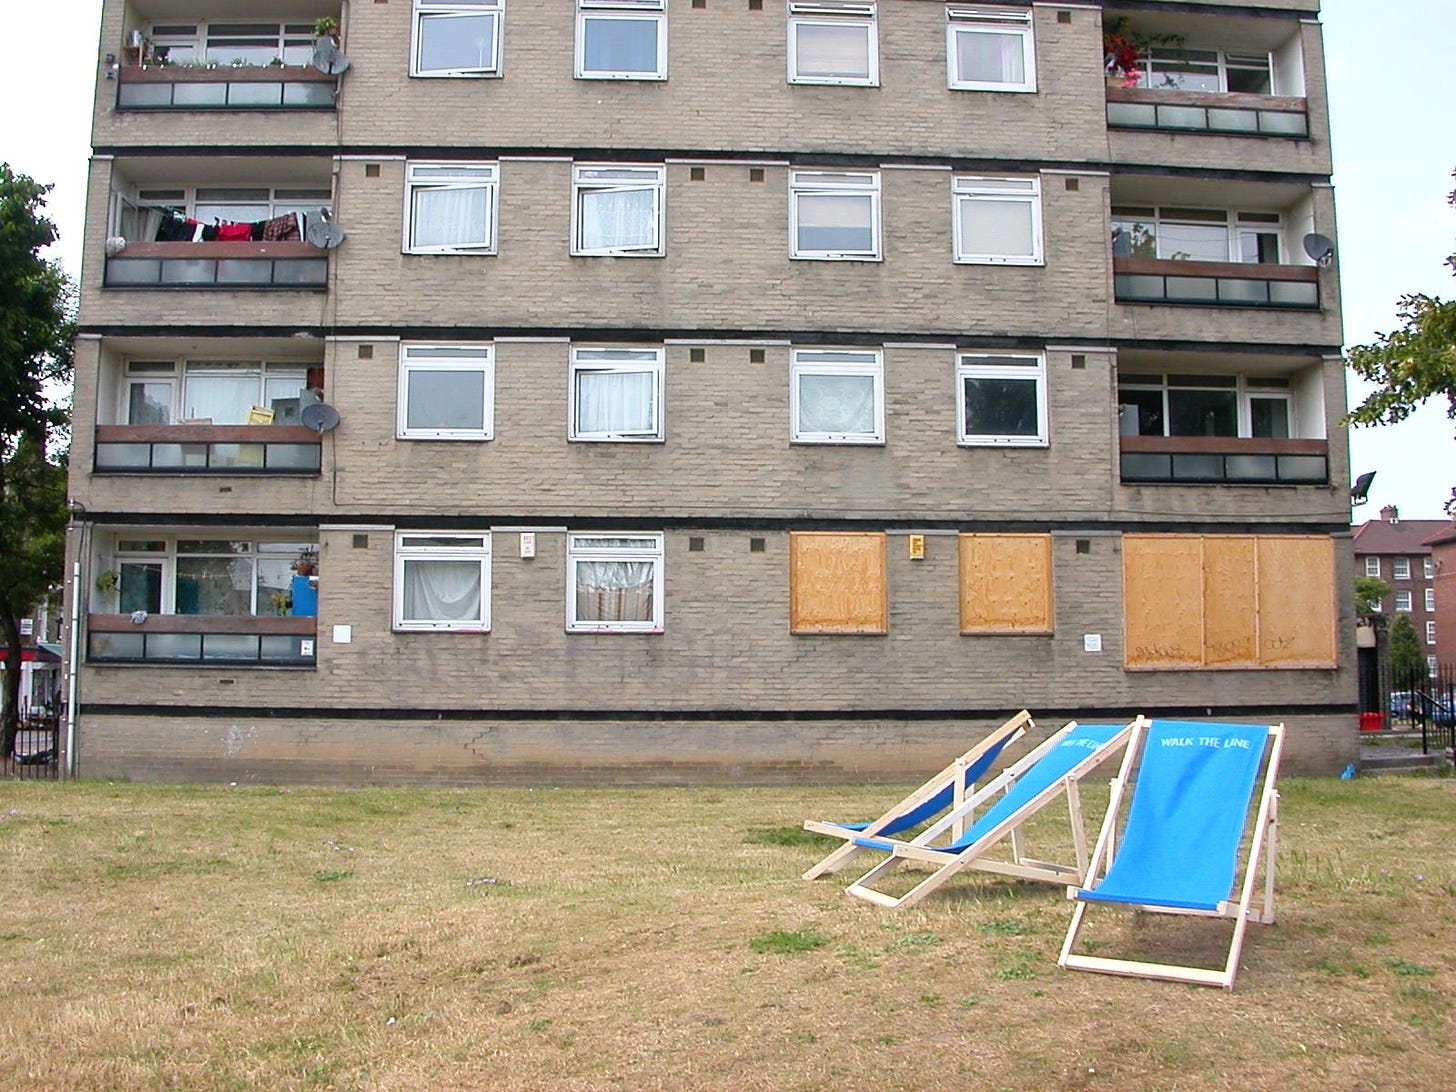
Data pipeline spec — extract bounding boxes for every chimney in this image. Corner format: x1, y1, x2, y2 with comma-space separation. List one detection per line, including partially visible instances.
1381, 504, 1399, 523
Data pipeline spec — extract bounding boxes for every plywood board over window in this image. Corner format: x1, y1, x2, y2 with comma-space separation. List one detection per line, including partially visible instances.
1123, 534, 1336, 671
959, 534, 1053, 634
790, 532, 887, 634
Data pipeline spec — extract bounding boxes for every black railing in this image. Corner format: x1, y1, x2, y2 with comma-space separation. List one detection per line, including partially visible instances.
87, 615, 317, 667
3, 718, 59, 781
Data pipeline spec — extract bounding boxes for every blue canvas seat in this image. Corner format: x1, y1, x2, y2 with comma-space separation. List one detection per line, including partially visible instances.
1057, 718, 1284, 989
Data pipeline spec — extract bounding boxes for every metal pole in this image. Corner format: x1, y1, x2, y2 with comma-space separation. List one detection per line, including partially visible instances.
64, 559, 81, 778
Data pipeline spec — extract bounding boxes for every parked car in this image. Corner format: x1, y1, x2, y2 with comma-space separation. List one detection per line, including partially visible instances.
1389, 691, 1413, 718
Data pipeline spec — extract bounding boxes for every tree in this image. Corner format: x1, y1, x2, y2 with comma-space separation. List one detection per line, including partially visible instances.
1345, 169, 1456, 436
1354, 575, 1392, 615
1388, 612, 1426, 693
0, 164, 74, 759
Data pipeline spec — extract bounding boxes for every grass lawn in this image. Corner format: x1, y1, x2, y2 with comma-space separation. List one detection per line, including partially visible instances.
0, 774, 1452, 1090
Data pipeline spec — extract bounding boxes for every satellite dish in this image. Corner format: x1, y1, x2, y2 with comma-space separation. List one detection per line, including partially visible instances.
1302, 232, 1335, 268
1350, 470, 1375, 506
305, 210, 347, 249
312, 37, 351, 75
300, 402, 341, 434
1111, 229, 1134, 258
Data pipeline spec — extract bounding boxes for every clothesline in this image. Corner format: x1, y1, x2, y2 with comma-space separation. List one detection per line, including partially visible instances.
154, 209, 310, 243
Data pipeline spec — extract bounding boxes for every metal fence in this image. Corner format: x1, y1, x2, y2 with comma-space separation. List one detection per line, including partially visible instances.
2, 717, 60, 780
1381, 657, 1456, 758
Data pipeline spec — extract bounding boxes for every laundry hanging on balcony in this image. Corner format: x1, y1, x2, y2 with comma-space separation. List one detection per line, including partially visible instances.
152, 209, 306, 244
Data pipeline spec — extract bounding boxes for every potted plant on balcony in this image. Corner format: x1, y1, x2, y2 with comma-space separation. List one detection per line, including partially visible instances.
314, 17, 340, 46
1102, 17, 1181, 88
292, 548, 319, 578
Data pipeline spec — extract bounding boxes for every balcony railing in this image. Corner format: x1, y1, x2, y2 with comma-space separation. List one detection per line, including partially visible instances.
1120, 436, 1329, 485
104, 240, 328, 289
116, 64, 336, 110
87, 614, 317, 666
1113, 256, 1320, 309
93, 425, 322, 474
1106, 86, 1308, 138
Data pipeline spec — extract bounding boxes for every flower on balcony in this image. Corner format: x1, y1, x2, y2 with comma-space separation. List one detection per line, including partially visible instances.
1102, 17, 1183, 87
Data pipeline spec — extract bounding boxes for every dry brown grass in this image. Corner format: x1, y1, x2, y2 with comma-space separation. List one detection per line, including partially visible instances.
0, 774, 1453, 1091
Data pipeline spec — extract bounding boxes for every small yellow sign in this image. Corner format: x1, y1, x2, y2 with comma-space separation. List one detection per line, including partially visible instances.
908, 534, 926, 560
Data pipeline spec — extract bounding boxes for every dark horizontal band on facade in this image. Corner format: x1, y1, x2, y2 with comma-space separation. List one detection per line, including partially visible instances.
76, 325, 1344, 359
81, 702, 1356, 723
1106, 0, 1310, 24
91, 145, 1328, 186
73, 512, 1352, 536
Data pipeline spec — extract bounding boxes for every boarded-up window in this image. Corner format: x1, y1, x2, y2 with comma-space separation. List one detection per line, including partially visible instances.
959, 534, 1053, 634
1123, 534, 1336, 670
790, 532, 887, 634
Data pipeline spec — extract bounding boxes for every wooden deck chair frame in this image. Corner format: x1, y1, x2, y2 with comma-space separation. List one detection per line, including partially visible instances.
801, 710, 1033, 881
843, 717, 1143, 910
1057, 720, 1284, 990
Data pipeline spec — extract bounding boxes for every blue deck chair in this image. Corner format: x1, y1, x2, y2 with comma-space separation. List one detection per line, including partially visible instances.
801, 711, 1032, 881
1057, 718, 1284, 989
843, 718, 1141, 909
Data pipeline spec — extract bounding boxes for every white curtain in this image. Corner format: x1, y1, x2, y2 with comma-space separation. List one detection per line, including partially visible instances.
795, 23, 870, 78
796, 193, 873, 252
402, 560, 481, 622
576, 370, 654, 434
184, 373, 257, 424
798, 374, 874, 434
575, 562, 654, 622
412, 186, 488, 249
956, 30, 1025, 84
959, 198, 1034, 257
579, 188, 654, 251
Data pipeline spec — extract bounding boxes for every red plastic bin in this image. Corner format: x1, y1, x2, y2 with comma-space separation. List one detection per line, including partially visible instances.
1358, 712, 1385, 732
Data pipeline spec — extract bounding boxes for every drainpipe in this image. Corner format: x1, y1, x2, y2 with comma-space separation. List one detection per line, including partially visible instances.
65, 559, 81, 777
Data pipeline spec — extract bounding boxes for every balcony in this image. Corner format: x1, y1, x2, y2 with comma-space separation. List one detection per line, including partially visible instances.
93, 424, 322, 474
1120, 436, 1329, 486
1106, 86, 1307, 138
116, 63, 336, 110
87, 614, 317, 666
104, 240, 328, 289
1113, 256, 1319, 310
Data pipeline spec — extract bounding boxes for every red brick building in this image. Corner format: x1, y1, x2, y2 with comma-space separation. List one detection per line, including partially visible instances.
1353, 506, 1444, 676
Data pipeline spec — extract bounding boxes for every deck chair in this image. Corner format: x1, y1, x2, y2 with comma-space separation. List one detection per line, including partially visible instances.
1057, 718, 1284, 990
801, 710, 1032, 881
843, 718, 1141, 909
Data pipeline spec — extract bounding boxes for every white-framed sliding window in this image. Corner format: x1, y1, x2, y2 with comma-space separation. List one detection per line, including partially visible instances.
411, 0, 504, 77
397, 344, 495, 440
789, 170, 881, 260
790, 349, 885, 444
956, 352, 1048, 446
122, 361, 310, 426
1364, 556, 1381, 578
1393, 557, 1411, 580
105, 536, 318, 617
571, 164, 666, 256
1427, 620, 1437, 645
566, 533, 664, 633
1138, 49, 1273, 95
122, 361, 179, 425
403, 162, 499, 255
1116, 372, 1294, 440
569, 346, 665, 442
1429, 655, 1440, 677
576, 0, 667, 80
148, 21, 318, 66
1424, 557, 1435, 579
1427, 588, 1437, 612
952, 175, 1043, 264
946, 6, 1036, 92
1395, 591, 1413, 613
1111, 206, 1284, 264
393, 532, 491, 631
788, 1, 878, 86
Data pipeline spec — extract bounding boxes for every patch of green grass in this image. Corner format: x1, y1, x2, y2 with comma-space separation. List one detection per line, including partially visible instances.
750, 928, 829, 955
889, 931, 940, 949
992, 962, 1035, 981
1386, 958, 1436, 977
1400, 985, 1436, 1002
526, 1019, 551, 1032
312, 869, 354, 883
919, 993, 941, 1006
742, 826, 833, 847
976, 918, 1033, 936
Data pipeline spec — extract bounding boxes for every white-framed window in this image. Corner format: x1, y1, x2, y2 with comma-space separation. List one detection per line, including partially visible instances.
567, 533, 664, 633
393, 532, 491, 631
790, 349, 885, 444
1116, 373, 1294, 440
957, 352, 1048, 446
148, 21, 316, 66
403, 162, 498, 255
1427, 620, 1437, 645
569, 347, 665, 441
1111, 206, 1283, 264
576, 0, 666, 80
790, 170, 881, 260
1429, 655, 1440, 677
1426, 588, 1436, 612
952, 175, 1042, 265
1395, 591, 1413, 613
397, 344, 494, 441
946, 6, 1036, 93
571, 164, 665, 256
106, 536, 318, 617
788, 1, 878, 86
120, 186, 332, 237
1424, 557, 1435, 579
411, 0, 504, 77
1364, 556, 1381, 578
1138, 49, 1273, 95
1393, 557, 1411, 580
122, 360, 312, 426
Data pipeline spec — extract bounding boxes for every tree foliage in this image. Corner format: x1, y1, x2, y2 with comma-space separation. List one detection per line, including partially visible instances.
0, 163, 74, 757
1354, 575, 1391, 615
1388, 612, 1426, 693
1345, 170, 1456, 435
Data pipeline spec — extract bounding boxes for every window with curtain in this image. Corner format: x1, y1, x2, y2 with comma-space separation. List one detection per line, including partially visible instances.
397, 343, 494, 440
405, 162, 498, 254
412, 0, 504, 77
393, 533, 491, 631
102, 538, 317, 617
577, 0, 666, 79
572, 165, 665, 255
567, 534, 664, 632
570, 347, 664, 441
788, 2, 878, 85
953, 175, 1042, 264
947, 7, 1036, 92
790, 170, 881, 260
791, 349, 884, 444
957, 353, 1048, 446
180, 363, 308, 425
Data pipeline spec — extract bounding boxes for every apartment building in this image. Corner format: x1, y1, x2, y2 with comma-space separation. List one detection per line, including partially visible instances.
1353, 506, 1445, 676
65, 0, 1355, 783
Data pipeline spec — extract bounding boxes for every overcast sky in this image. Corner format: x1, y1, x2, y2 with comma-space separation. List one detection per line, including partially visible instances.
3, 0, 1453, 520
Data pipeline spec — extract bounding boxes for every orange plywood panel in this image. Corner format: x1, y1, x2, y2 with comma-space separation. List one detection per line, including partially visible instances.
959, 534, 1053, 634
1256, 536, 1337, 667
1202, 536, 1258, 667
789, 532, 888, 634
1124, 535, 1203, 669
